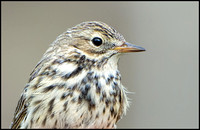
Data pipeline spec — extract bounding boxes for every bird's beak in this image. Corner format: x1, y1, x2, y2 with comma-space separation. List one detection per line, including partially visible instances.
113, 42, 145, 53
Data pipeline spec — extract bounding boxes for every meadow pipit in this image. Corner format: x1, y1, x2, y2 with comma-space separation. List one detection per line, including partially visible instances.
10, 21, 145, 129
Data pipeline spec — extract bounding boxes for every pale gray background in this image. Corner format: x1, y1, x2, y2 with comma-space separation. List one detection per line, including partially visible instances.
1, 2, 199, 128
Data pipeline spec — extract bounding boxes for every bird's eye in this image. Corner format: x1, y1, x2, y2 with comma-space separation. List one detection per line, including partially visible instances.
92, 37, 103, 46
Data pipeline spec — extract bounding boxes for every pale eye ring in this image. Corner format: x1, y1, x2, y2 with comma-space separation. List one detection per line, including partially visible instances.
92, 37, 103, 46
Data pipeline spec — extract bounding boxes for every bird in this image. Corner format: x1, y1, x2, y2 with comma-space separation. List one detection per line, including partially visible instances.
10, 21, 145, 129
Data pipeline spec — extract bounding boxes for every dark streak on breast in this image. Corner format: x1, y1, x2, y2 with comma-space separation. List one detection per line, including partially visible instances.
48, 98, 55, 114
42, 85, 57, 93
42, 116, 47, 126
62, 66, 83, 80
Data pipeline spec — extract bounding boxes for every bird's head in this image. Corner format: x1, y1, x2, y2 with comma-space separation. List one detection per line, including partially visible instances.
49, 21, 145, 64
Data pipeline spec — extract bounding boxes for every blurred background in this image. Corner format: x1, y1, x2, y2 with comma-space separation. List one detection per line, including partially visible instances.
1, 2, 199, 128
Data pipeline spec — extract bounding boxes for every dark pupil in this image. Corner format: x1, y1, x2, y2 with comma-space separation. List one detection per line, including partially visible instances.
92, 37, 102, 46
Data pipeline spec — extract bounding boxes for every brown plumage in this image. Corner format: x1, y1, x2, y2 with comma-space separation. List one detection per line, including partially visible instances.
10, 21, 145, 129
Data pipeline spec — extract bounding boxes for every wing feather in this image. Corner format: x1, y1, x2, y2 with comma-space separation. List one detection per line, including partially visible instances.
10, 94, 27, 129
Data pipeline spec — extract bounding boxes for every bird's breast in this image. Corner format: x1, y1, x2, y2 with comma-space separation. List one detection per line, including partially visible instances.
23, 59, 126, 128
